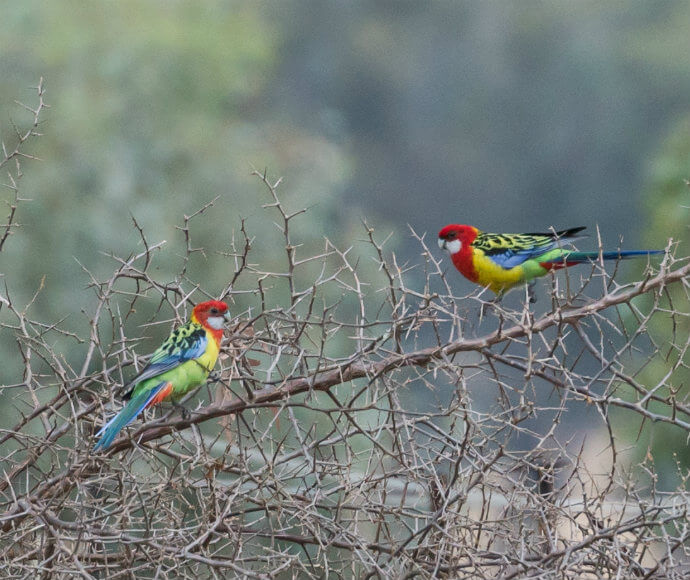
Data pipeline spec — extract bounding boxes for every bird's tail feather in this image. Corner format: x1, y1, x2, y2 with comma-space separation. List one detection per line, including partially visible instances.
556, 226, 587, 239
541, 249, 664, 270
523, 226, 587, 240
554, 250, 664, 264
93, 381, 168, 452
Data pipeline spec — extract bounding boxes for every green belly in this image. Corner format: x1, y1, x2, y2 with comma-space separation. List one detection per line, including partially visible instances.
132, 346, 219, 402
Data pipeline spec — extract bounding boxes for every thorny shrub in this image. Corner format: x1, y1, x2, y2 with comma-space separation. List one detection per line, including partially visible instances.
1, 82, 690, 579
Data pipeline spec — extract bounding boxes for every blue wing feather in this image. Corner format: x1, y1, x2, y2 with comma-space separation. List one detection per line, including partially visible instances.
486, 248, 543, 269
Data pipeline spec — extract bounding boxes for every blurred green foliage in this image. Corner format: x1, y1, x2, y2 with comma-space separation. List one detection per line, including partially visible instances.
613, 116, 690, 488
0, 1, 360, 378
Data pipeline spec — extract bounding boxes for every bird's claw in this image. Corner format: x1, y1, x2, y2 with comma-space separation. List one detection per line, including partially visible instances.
479, 298, 500, 321
172, 402, 191, 421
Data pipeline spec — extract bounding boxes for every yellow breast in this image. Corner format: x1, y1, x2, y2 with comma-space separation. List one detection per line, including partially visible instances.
472, 249, 526, 294
196, 329, 221, 372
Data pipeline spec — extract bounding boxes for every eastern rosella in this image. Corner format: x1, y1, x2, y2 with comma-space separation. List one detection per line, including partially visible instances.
437, 224, 663, 298
93, 300, 230, 451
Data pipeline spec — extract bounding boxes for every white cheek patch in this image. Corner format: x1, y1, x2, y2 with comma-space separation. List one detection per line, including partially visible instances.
206, 316, 226, 330
445, 239, 462, 254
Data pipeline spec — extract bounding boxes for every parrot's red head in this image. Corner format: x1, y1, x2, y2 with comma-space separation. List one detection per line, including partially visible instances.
438, 224, 479, 255
191, 300, 230, 331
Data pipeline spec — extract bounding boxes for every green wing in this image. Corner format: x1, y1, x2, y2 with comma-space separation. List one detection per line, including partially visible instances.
473, 227, 586, 269
122, 321, 207, 398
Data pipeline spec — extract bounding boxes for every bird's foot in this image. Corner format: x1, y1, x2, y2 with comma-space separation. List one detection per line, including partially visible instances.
208, 370, 222, 383
527, 282, 537, 304
479, 301, 489, 321
172, 401, 191, 421
479, 296, 502, 321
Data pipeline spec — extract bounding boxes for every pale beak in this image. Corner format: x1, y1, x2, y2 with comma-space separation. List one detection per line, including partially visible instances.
223, 311, 232, 323
437, 238, 446, 250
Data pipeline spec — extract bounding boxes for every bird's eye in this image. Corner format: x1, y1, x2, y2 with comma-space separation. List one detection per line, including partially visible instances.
448, 232, 456, 239
210, 308, 218, 314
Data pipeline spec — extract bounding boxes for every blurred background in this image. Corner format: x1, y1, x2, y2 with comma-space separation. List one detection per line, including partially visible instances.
1, 1, 689, 485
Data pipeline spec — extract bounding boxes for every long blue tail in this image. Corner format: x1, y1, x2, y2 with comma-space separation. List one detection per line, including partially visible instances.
93, 381, 167, 451
549, 250, 664, 265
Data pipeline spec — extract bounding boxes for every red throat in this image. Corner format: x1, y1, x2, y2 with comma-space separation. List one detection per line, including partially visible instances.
440, 225, 480, 283
451, 249, 479, 283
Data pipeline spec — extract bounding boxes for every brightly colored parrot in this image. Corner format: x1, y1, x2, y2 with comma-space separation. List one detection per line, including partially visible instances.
437, 224, 663, 299
93, 300, 230, 451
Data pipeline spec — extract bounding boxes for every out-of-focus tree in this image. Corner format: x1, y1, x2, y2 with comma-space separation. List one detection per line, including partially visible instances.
614, 116, 690, 488
271, 2, 690, 250
0, 1, 360, 385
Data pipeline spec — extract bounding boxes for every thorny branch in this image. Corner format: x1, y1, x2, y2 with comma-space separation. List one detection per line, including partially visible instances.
0, 78, 47, 254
